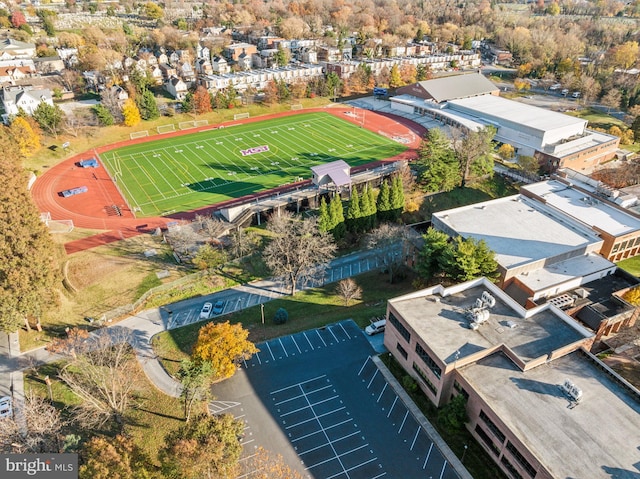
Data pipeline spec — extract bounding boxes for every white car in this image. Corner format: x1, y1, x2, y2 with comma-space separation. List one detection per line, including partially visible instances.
549, 83, 562, 91
0, 396, 12, 418
199, 302, 212, 319
365, 319, 386, 336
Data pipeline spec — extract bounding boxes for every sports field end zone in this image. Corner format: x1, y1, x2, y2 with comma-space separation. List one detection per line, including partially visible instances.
98, 112, 407, 217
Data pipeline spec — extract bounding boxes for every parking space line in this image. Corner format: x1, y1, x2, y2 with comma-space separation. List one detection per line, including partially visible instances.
291, 419, 355, 443
316, 329, 327, 346
328, 327, 339, 343
377, 383, 387, 402
358, 357, 370, 375
387, 396, 398, 418
275, 386, 333, 406
367, 369, 379, 388
265, 341, 275, 361
280, 395, 339, 416
423, 443, 433, 469
271, 375, 326, 395
338, 322, 351, 338
370, 473, 387, 479
410, 426, 420, 451
285, 407, 346, 429
439, 460, 448, 479
278, 338, 289, 357
398, 410, 409, 433
303, 332, 315, 350
254, 352, 261, 365
324, 457, 378, 479
290, 335, 302, 354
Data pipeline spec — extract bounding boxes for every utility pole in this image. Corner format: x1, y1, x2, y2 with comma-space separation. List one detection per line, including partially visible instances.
260, 303, 265, 324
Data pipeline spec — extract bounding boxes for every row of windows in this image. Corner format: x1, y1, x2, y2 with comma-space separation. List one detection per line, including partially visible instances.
415, 343, 442, 379
611, 236, 640, 254
388, 312, 411, 343
506, 441, 536, 478
396, 342, 408, 360
480, 410, 506, 443
474, 424, 500, 457
412, 362, 438, 395
453, 380, 469, 399
501, 455, 524, 479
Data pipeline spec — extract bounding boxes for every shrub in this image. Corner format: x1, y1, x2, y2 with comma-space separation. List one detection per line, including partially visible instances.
402, 375, 417, 393
273, 307, 288, 325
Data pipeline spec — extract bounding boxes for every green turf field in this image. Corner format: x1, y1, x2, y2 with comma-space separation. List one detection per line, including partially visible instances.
99, 112, 407, 217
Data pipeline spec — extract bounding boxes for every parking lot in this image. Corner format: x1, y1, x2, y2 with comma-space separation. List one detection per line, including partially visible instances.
209, 320, 463, 479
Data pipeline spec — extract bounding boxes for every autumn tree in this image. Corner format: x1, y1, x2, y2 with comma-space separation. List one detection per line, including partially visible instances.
335, 278, 362, 306
193, 85, 213, 114
239, 447, 305, 479
10, 116, 40, 157
228, 227, 259, 260
389, 64, 403, 88
32, 102, 65, 138
122, 98, 141, 127
0, 130, 60, 333
451, 126, 495, 187
159, 413, 243, 479
192, 244, 227, 272
192, 321, 258, 381
143, 1, 164, 20
79, 435, 156, 479
58, 329, 141, 430
0, 392, 65, 453
365, 223, 417, 283
177, 359, 213, 422
10, 10, 26, 28
601, 90, 622, 113
498, 143, 515, 160
262, 212, 336, 295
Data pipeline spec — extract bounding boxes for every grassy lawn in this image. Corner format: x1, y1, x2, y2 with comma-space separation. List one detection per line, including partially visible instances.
566, 107, 627, 130
100, 112, 406, 217
153, 270, 416, 376
616, 255, 640, 277
381, 354, 508, 479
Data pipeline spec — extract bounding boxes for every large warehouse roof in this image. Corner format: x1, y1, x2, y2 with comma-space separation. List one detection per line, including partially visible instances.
396, 72, 498, 103
448, 95, 587, 134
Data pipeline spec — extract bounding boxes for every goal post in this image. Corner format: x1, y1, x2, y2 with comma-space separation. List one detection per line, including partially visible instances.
291, 104, 303, 111
194, 119, 208, 127
130, 130, 149, 140
179, 120, 196, 130
157, 124, 176, 134
233, 112, 250, 120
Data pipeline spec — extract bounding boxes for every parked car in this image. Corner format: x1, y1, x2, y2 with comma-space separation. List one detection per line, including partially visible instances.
0, 396, 12, 418
200, 302, 212, 319
365, 319, 386, 336
571, 91, 581, 98
561, 88, 569, 96
550, 83, 562, 91
212, 300, 225, 315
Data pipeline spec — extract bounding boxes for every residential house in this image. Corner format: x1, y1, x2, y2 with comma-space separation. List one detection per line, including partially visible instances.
149, 65, 163, 85
1, 86, 53, 122
109, 85, 129, 102
158, 63, 177, 81
164, 76, 188, 100
0, 38, 36, 59
177, 62, 196, 84
224, 43, 258, 62
196, 58, 213, 75
56, 47, 78, 67
237, 51, 252, 70
156, 52, 169, 65
34, 56, 65, 74
212, 56, 229, 74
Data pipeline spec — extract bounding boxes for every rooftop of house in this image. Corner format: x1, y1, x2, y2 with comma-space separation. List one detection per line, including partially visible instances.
459, 349, 640, 479
389, 279, 592, 365
522, 179, 640, 237
432, 194, 603, 270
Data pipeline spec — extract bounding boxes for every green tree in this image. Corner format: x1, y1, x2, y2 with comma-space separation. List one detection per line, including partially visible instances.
376, 179, 392, 222
192, 244, 227, 272
360, 183, 376, 231
326, 72, 342, 99
92, 104, 114, 126
273, 307, 288, 325
416, 227, 450, 280
451, 126, 495, 187
329, 193, 346, 240
192, 321, 258, 381
346, 185, 362, 233
143, 1, 164, 20
159, 413, 243, 479
439, 236, 499, 282
438, 394, 468, 431
79, 435, 155, 479
32, 102, 65, 137
273, 46, 289, 67
136, 88, 159, 120
0, 132, 60, 333
416, 63, 430, 81
389, 175, 405, 221
416, 129, 460, 192
181, 92, 194, 114
177, 359, 213, 423
317, 196, 331, 233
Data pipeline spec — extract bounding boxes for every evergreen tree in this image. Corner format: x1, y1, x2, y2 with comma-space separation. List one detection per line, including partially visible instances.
32, 102, 64, 137
416, 227, 450, 280
439, 236, 499, 282
376, 179, 392, 222
416, 129, 460, 192
389, 175, 405, 221
329, 193, 346, 240
181, 92, 194, 114
346, 186, 362, 233
92, 104, 114, 126
0, 131, 61, 333
360, 183, 376, 231
136, 88, 159, 120
317, 196, 331, 233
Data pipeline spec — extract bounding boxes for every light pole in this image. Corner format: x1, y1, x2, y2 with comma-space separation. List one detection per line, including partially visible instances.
260, 303, 265, 325
462, 444, 468, 464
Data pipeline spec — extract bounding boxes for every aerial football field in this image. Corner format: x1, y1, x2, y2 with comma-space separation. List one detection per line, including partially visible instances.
98, 112, 407, 217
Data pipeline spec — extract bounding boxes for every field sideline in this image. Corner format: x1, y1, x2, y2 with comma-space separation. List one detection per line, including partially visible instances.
98, 112, 407, 217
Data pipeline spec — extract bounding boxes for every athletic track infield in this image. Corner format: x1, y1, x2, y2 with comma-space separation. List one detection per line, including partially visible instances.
30, 106, 425, 254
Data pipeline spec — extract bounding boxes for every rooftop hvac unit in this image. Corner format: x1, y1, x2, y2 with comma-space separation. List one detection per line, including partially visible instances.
560, 379, 583, 403
481, 291, 496, 308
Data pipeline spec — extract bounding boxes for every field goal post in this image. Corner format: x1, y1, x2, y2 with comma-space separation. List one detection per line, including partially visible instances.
130, 130, 149, 140
291, 104, 303, 111
233, 112, 250, 120
157, 124, 176, 134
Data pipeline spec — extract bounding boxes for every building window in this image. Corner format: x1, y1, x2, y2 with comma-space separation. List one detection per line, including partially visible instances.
412, 362, 437, 395
501, 456, 524, 479
388, 312, 411, 343
453, 380, 469, 399
480, 410, 506, 443
396, 342, 408, 359
506, 441, 536, 478
474, 424, 500, 456
415, 343, 442, 379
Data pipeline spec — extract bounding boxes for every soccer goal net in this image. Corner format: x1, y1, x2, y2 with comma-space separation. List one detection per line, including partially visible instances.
179, 120, 196, 130
233, 112, 250, 120
130, 130, 149, 140
157, 124, 176, 134
40, 213, 74, 233
291, 104, 303, 111
194, 119, 208, 127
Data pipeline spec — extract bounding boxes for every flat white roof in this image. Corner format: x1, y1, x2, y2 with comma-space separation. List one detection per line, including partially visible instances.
460, 350, 640, 479
433, 195, 602, 270
523, 180, 640, 236
448, 95, 587, 134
